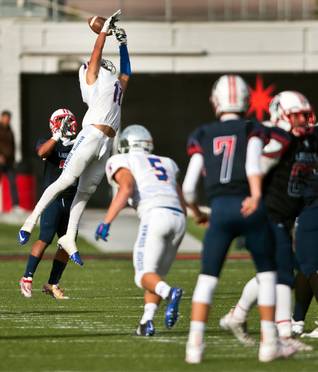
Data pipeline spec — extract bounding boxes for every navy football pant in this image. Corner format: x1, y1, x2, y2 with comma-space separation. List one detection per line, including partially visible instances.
39, 196, 73, 244
201, 196, 275, 277
270, 221, 295, 287
296, 204, 318, 277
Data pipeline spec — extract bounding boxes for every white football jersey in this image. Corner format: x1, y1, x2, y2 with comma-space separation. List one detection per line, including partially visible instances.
106, 152, 182, 217
79, 64, 122, 132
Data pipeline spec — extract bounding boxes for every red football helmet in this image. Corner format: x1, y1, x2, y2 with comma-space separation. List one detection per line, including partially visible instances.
49, 108, 78, 138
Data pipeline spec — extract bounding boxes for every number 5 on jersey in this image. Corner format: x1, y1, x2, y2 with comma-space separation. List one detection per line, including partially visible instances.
148, 157, 168, 181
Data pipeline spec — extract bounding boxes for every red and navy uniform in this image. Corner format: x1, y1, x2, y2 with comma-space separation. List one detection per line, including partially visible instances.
36, 138, 77, 244
187, 118, 276, 276
288, 127, 318, 277
262, 132, 305, 288
187, 119, 270, 201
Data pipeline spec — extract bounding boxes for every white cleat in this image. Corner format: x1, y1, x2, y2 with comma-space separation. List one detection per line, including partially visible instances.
259, 340, 297, 362
219, 310, 255, 346
19, 277, 33, 298
301, 327, 318, 339
57, 235, 78, 256
280, 337, 313, 352
185, 342, 205, 364
292, 319, 305, 336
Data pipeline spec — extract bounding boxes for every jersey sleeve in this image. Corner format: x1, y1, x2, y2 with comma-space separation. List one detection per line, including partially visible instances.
187, 127, 205, 156
35, 138, 48, 152
105, 154, 130, 184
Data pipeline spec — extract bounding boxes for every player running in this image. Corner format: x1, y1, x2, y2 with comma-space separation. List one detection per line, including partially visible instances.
183, 75, 296, 363
19, 108, 78, 299
18, 10, 131, 266
219, 91, 314, 352
95, 125, 186, 336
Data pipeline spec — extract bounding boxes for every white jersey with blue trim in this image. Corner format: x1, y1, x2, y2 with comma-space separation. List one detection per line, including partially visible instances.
79, 64, 122, 132
106, 151, 182, 217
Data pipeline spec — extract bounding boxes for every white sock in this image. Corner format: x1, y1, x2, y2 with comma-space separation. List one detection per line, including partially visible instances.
66, 191, 91, 241
261, 320, 277, 344
155, 281, 171, 299
257, 271, 276, 307
233, 277, 258, 322
140, 303, 158, 324
22, 174, 75, 232
276, 284, 292, 338
188, 321, 206, 346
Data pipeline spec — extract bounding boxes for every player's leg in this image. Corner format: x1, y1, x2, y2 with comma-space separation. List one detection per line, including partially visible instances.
293, 271, 313, 335
43, 248, 69, 300
294, 205, 318, 338
155, 210, 186, 328
245, 205, 296, 361
136, 290, 160, 336
19, 126, 105, 244
57, 138, 111, 262
43, 197, 72, 299
270, 221, 294, 338
186, 197, 235, 364
133, 210, 180, 330
19, 199, 60, 297
219, 276, 258, 346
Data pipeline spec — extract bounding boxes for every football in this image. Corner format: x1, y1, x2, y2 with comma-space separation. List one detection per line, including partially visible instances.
88, 16, 108, 34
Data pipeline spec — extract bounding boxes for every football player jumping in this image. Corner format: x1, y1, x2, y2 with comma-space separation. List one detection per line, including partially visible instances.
183, 75, 296, 363
219, 91, 314, 352
19, 108, 78, 299
95, 125, 186, 336
18, 10, 131, 266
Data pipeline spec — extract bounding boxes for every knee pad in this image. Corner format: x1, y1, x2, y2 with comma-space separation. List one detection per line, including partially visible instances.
192, 274, 218, 305
134, 272, 143, 289
257, 271, 276, 306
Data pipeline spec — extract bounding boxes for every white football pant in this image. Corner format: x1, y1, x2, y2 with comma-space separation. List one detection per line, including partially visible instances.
22, 125, 112, 233
133, 208, 186, 288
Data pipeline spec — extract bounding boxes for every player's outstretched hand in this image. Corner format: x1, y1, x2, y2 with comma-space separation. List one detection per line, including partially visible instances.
240, 196, 260, 217
95, 222, 111, 241
101, 9, 121, 34
114, 27, 127, 44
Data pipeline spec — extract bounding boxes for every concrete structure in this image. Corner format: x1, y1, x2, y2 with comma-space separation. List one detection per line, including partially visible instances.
2, 19, 318, 159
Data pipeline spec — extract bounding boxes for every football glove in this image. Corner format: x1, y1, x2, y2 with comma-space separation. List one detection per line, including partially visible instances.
52, 130, 62, 142
101, 9, 121, 34
114, 27, 127, 44
95, 222, 111, 241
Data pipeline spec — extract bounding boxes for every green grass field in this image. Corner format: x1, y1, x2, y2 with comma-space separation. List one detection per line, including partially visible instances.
0, 223, 318, 371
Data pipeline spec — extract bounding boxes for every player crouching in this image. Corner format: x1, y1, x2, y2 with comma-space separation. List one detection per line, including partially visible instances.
95, 125, 186, 335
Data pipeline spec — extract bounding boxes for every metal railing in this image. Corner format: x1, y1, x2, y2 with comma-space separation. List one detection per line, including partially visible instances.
0, 0, 317, 21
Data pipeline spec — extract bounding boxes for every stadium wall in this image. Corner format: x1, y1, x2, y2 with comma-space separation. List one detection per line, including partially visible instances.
2, 19, 318, 204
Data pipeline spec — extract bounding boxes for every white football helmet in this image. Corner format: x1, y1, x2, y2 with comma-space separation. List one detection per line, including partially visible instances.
211, 75, 250, 117
118, 125, 154, 154
49, 108, 78, 138
269, 91, 315, 132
